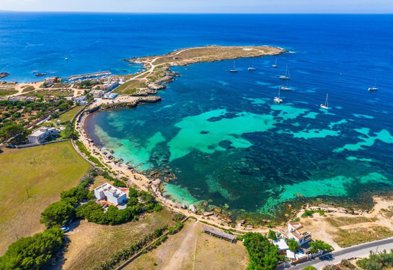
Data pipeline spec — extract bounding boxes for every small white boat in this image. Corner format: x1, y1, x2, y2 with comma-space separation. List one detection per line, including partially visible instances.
274, 96, 283, 104
272, 58, 278, 68
229, 61, 238, 73
368, 85, 378, 92
279, 65, 290, 80
248, 66, 256, 71
320, 93, 329, 109
274, 88, 283, 104
280, 82, 291, 91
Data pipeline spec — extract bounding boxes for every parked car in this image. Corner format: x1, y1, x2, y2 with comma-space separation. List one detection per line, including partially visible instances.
61, 226, 70, 232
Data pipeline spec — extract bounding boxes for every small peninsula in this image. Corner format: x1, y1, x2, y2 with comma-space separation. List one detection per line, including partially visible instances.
115, 45, 284, 95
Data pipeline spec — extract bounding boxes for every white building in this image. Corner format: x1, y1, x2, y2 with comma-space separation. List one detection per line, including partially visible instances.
94, 183, 128, 206
74, 96, 87, 105
103, 93, 119, 99
90, 90, 105, 98
101, 80, 120, 92
287, 222, 311, 245
27, 127, 59, 144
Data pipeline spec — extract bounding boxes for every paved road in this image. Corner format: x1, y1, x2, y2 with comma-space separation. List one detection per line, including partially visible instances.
289, 237, 393, 270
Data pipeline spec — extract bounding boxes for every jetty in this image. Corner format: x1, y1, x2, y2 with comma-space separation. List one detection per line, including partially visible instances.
68, 71, 112, 81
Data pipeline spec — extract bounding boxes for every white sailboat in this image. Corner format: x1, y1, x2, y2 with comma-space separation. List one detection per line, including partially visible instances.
279, 65, 290, 80
229, 61, 238, 73
272, 58, 278, 68
320, 93, 329, 109
274, 88, 283, 104
280, 81, 291, 91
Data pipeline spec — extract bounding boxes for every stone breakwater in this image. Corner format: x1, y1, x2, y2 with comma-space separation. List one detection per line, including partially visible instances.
92, 95, 162, 112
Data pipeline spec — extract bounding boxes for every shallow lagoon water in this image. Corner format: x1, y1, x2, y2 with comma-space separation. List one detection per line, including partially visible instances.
2, 13, 393, 215
88, 52, 393, 214
84, 15, 393, 215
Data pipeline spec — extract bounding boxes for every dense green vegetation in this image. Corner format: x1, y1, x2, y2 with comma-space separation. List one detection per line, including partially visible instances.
242, 232, 283, 270
0, 123, 29, 143
287, 238, 300, 252
301, 208, 325, 218
267, 230, 277, 241
0, 227, 65, 270
357, 250, 393, 270
41, 200, 76, 228
75, 79, 98, 89
303, 266, 317, 270
309, 240, 334, 254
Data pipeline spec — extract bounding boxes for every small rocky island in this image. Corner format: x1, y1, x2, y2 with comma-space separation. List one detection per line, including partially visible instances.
0, 72, 10, 79
114, 45, 284, 95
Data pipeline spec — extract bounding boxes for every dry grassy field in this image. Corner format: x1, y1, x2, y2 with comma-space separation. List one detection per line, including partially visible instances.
128, 220, 248, 270
300, 197, 393, 249
61, 209, 177, 270
0, 141, 90, 255
151, 45, 282, 66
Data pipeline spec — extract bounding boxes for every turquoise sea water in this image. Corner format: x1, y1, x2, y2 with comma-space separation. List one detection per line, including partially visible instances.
2, 13, 393, 215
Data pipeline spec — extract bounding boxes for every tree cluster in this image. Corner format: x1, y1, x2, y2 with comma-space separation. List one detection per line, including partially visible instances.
76, 187, 162, 225
40, 176, 94, 228
0, 99, 73, 143
309, 240, 334, 254
357, 250, 393, 270
287, 238, 300, 252
0, 227, 65, 270
242, 232, 283, 270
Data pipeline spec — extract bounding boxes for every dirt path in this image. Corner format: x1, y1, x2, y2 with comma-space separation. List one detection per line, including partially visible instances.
161, 221, 199, 270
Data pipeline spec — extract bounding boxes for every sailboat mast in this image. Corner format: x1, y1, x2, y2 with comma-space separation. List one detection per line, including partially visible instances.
326, 94, 328, 107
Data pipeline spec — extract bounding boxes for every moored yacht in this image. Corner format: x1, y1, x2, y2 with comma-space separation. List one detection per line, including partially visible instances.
229, 61, 238, 73
272, 58, 278, 68
280, 81, 291, 91
279, 65, 290, 80
274, 88, 283, 104
320, 93, 329, 109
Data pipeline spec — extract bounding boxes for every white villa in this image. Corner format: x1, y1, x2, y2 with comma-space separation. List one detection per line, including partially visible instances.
94, 183, 128, 206
27, 127, 59, 144
273, 222, 313, 264
287, 222, 311, 245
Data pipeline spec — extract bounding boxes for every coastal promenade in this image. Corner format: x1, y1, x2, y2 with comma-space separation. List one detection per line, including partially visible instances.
289, 237, 393, 270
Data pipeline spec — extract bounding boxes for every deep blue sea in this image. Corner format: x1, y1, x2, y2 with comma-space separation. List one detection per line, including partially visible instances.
3, 13, 393, 216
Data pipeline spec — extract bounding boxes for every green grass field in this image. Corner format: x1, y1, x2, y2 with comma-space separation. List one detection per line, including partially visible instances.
0, 141, 90, 255
58, 106, 83, 123
0, 88, 17, 97
114, 79, 146, 94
